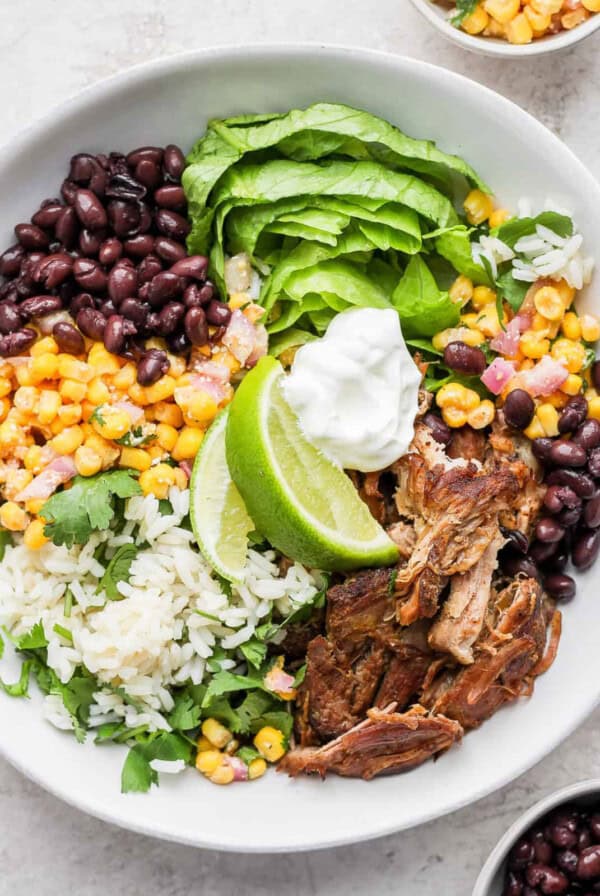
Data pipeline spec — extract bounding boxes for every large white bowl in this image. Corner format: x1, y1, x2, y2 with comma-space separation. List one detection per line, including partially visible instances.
0, 45, 600, 854
410, 0, 600, 57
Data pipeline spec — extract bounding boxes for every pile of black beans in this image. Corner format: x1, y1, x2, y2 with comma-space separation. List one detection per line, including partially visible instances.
503, 803, 600, 895
501, 372, 600, 603
0, 145, 232, 385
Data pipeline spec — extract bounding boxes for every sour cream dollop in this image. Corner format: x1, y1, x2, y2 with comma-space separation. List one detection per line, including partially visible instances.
283, 308, 421, 472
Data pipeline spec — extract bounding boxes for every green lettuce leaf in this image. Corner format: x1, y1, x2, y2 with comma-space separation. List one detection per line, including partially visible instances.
493, 211, 573, 248
434, 228, 492, 285
392, 255, 460, 337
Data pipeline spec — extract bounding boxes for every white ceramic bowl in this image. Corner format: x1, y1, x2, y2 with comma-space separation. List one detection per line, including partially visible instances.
473, 779, 600, 895
410, 0, 600, 57
1, 44, 600, 854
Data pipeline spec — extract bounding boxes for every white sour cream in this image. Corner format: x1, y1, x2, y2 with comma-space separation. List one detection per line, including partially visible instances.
283, 308, 421, 472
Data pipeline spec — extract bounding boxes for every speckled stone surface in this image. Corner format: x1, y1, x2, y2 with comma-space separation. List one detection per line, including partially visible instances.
0, 3, 599, 894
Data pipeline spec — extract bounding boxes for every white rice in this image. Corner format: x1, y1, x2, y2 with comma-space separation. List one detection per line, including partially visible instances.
0, 486, 320, 734
471, 200, 594, 290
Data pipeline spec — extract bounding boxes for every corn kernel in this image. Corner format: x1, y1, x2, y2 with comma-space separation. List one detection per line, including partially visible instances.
74, 445, 102, 477
30, 353, 59, 384
441, 407, 469, 428
24, 519, 48, 550
588, 396, 600, 422
154, 402, 184, 428
59, 378, 87, 403
201, 718, 232, 749
562, 7, 589, 28
156, 423, 178, 452
582, 0, 600, 10
138, 463, 177, 499
87, 344, 121, 375
56, 356, 92, 383
24, 445, 43, 473
173, 468, 187, 490
524, 4, 551, 29
537, 403, 560, 437
196, 749, 223, 776
81, 400, 96, 422
534, 286, 564, 322
166, 354, 187, 378
197, 736, 214, 753
50, 425, 84, 456
483, 0, 520, 22
0, 398, 10, 422
84, 433, 119, 467
551, 338, 586, 374
462, 3, 490, 33
30, 336, 59, 357
580, 314, 600, 343
467, 399, 495, 430
86, 377, 111, 405
554, 279, 576, 308
464, 189, 494, 226
520, 331, 550, 360
489, 208, 511, 229
91, 406, 131, 441
112, 363, 137, 391
254, 726, 286, 763
523, 415, 546, 440
14, 385, 39, 413
561, 374, 583, 396
530, 0, 562, 14
0, 501, 28, 531
208, 763, 235, 786
128, 383, 150, 406
148, 444, 166, 462
188, 392, 219, 427
24, 498, 45, 515
57, 403, 83, 426
475, 304, 503, 339
119, 446, 152, 472
144, 376, 177, 404
461, 328, 486, 347
15, 365, 33, 387
248, 757, 268, 781
0, 376, 12, 399
37, 390, 61, 425
449, 275, 474, 305
506, 11, 534, 42
561, 312, 581, 341
545, 390, 569, 409
3, 469, 32, 501
471, 286, 497, 310
436, 382, 480, 411
172, 426, 204, 461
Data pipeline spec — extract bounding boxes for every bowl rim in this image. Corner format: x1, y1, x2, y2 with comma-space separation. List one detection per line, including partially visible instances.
1, 42, 600, 852
472, 778, 600, 895
409, 0, 600, 57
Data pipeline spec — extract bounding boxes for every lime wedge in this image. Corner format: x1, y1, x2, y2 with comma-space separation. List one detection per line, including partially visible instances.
226, 356, 399, 572
190, 409, 254, 584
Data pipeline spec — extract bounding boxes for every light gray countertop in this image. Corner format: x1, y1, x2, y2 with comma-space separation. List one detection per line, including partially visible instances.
1, 3, 599, 894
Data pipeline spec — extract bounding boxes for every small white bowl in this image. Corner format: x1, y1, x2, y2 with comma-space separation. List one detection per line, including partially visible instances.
410, 0, 600, 57
473, 779, 600, 895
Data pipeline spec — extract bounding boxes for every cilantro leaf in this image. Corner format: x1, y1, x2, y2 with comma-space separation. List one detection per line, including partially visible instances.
239, 638, 268, 670
236, 745, 261, 765
201, 668, 268, 706
98, 544, 138, 600
16, 621, 48, 651
40, 470, 142, 547
167, 694, 202, 731
115, 425, 157, 448
121, 746, 157, 793
451, 0, 479, 25
496, 268, 531, 313
0, 660, 33, 697
0, 529, 12, 561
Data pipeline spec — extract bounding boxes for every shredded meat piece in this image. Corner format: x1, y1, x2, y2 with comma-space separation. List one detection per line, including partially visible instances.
447, 426, 487, 463
487, 415, 545, 538
279, 704, 463, 780
386, 520, 416, 559
428, 530, 505, 664
421, 578, 556, 729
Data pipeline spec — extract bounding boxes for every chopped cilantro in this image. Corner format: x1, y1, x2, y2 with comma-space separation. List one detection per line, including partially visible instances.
115, 425, 157, 448
98, 544, 138, 600
52, 623, 73, 644
236, 745, 261, 766
16, 621, 48, 651
63, 586, 75, 619
89, 406, 105, 426
121, 732, 193, 794
239, 638, 268, 670
0, 529, 12, 561
0, 660, 33, 697
167, 693, 202, 732
40, 470, 142, 547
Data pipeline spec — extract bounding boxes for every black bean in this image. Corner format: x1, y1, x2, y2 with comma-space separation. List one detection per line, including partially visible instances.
580, 826, 593, 850
0, 303, 22, 334
98, 237, 123, 266
154, 184, 186, 209
205, 300, 232, 327
123, 234, 154, 258
144, 311, 160, 332
549, 440, 588, 468
532, 833, 554, 866
163, 144, 185, 180
31, 201, 63, 230
69, 292, 94, 316
535, 517, 566, 544
79, 228, 105, 256
504, 389, 536, 430
170, 254, 208, 279
544, 573, 576, 602
525, 864, 568, 894
134, 159, 161, 190
147, 271, 183, 306
546, 469, 596, 499
578, 846, 600, 880
60, 178, 78, 205
588, 816, 600, 842
197, 282, 215, 305
183, 283, 203, 308
501, 527, 529, 554
119, 297, 149, 327
584, 493, 600, 529
54, 206, 78, 249
72, 258, 107, 293
505, 870, 524, 896
52, 321, 85, 355
0, 328, 36, 356
15, 223, 50, 250
423, 411, 452, 446
126, 146, 163, 167
592, 361, 600, 392
73, 188, 108, 230
69, 153, 98, 184
33, 253, 73, 289
501, 550, 539, 580
530, 540, 559, 564
184, 306, 208, 346
572, 529, 600, 571
137, 253, 163, 283
589, 448, 600, 479
154, 236, 186, 263
103, 314, 136, 355
510, 839, 536, 870
99, 299, 118, 318
107, 199, 141, 238
105, 172, 146, 202
556, 848, 579, 876
558, 394, 588, 434
19, 295, 62, 319
167, 331, 191, 354
138, 283, 151, 302
107, 263, 138, 303
0, 243, 25, 277
544, 485, 569, 514
573, 419, 600, 451
155, 208, 190, 240
157, 301, 185, 335
532, 438, 555, 464
521, 889, 539, 896
558, 505, 582, 527
136, 348, 170, 386
76, 307, 106, 341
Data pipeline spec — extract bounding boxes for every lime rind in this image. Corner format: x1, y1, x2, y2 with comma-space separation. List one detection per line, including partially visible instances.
189, 409, 254, 584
